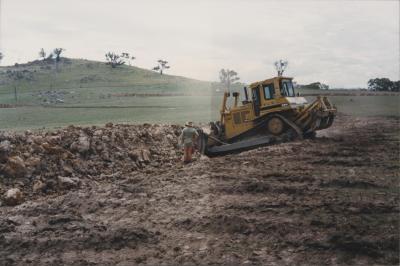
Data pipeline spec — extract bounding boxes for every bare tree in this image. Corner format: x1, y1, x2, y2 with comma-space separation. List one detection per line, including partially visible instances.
39, 48, 46, 61
0, 52, 3, 64
51, 48, 65, 72
121, 52, 135, 66
152, 59, 170, 75
53, 48, 65, 62
274, 60, 288, 76
105, 52, 125, 68
219, 69, 240, 91
121, 52, 129, 64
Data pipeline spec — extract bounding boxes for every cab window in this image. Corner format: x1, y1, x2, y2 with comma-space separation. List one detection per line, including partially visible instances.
263, 84, 275, 100
281, 80, 295, 97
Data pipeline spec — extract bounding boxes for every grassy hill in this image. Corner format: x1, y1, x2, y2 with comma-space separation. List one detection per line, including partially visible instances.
0, 58, 218, 106
0, 58, 242, 130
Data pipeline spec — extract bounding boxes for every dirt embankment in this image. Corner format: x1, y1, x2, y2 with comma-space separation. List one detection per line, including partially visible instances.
0, 114, 399, 265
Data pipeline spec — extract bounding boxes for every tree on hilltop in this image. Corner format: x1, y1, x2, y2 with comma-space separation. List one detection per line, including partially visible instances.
53, 48, 65, 62
121, 52, 135, 66
39, 48, 46, 61
105, 52, 125, 68
152, 59, 170, 75
274, 60, 288, 76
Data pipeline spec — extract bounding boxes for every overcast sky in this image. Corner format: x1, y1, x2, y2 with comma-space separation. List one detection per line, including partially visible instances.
0, 0, 399, 87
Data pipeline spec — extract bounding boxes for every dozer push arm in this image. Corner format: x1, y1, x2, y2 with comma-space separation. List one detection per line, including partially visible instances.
220, 92, 229, 124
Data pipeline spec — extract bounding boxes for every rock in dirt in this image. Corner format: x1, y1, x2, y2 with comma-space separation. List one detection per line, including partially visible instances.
70, 135, 90, 154
31, 136, 44, 145
25, 157, 41, 168
0, 140, 11, 153
1, 156, 27, 178
141, 149, 151, 163
93, 129, 103, 136
57, 176, 81, 189
32, 179, 46, 193
3, 188, 24, 206
129, 149, 151, 163
62, 164, 74, 176
41, 142, 65, 155
0, 140, 12, 162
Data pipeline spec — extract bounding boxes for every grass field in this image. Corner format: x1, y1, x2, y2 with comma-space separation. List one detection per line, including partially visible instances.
1, 94, 399, 131
0, 58, 399, 131
0, 96, 214, 130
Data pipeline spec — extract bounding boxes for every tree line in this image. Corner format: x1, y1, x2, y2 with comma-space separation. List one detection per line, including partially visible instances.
368, 78, 400, 92
1, 50, 285, 84
38, 48, 65, 62
0, 48, 172, 75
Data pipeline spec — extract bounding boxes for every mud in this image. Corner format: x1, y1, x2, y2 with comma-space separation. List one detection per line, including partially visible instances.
0, 114, 399, 265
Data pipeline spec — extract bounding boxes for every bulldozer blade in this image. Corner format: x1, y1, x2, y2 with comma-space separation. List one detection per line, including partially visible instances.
203, 135, 275, 157
317, 114, 335, 130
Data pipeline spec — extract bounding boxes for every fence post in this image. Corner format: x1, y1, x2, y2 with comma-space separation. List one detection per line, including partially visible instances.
14, 86, 17, 103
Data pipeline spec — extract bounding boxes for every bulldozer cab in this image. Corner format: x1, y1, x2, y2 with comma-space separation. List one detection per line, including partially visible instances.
222, 77, 297, 114
247, 77, 301, 117
219, 77, 300, 123
252, 76, 296, 98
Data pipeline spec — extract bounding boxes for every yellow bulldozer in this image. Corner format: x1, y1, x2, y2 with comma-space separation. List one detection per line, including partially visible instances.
197, 76, 337, 156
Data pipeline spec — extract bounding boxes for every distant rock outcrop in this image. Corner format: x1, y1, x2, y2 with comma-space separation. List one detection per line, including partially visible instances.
298, 82, 329, 90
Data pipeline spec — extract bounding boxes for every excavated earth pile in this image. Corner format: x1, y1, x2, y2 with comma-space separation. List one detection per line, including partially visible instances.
0, 123, 182, 200
0, 114, 399, 265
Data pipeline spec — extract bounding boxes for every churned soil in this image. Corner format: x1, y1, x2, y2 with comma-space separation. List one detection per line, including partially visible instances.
0, 114, 399, 265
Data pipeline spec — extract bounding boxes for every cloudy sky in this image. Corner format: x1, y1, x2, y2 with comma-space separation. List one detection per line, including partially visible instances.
0, 0, 399, 87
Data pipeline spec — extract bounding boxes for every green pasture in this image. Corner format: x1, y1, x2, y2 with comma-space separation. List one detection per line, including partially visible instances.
0, 94, 399, 131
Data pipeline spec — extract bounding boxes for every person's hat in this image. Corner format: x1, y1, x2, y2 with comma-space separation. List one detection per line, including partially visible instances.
185, 121, 193, 127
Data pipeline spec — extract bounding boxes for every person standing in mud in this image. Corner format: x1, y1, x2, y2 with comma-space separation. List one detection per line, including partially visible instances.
179, 121, 199, 163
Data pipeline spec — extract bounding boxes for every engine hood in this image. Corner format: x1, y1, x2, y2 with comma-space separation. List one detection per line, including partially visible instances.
285, 97, 308, 107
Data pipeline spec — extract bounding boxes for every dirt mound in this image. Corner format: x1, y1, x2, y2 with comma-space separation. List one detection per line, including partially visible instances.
0, 123, 182, 202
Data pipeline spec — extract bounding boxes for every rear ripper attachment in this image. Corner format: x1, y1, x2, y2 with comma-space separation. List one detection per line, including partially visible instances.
197, 76, 337, 157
